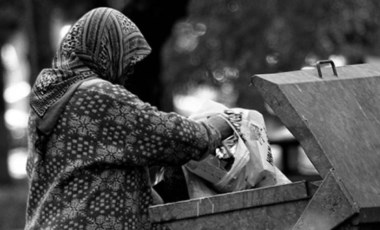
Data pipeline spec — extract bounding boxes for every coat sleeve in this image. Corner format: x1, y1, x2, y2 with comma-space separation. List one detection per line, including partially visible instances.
86, 85, 222, 167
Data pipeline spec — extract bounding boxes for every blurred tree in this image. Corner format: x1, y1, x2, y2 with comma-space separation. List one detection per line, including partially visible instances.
0, 59, 11, 184
164, 0, 380, 114
161, 0, 380, 182
0, 0, 25, 184
25, 0, 54, 85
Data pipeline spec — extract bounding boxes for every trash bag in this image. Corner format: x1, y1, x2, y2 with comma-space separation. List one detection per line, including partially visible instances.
183, 100, 290, 198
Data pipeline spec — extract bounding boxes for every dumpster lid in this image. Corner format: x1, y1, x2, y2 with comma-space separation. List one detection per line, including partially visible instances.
252, 62, 380, 210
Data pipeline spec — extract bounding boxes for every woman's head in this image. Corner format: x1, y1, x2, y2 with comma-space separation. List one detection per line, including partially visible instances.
54, 7, 151, 84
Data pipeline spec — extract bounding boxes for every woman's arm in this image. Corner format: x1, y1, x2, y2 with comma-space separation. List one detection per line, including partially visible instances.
76, 83, 230, 167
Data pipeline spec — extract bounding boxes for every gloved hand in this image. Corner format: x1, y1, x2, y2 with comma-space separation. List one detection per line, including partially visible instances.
205, 114, 234, 140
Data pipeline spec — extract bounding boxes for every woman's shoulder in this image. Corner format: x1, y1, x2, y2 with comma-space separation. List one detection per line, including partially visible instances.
76, 78, 140, 103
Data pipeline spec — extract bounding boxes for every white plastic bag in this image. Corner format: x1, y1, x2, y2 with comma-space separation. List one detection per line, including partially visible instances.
183, 100, 290, 198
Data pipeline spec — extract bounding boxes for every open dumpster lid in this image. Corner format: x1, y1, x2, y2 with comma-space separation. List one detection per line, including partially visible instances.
251, 62, 380, 227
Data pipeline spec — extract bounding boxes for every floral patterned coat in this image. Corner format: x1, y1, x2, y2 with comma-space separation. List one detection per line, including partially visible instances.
26, 80, 220, 229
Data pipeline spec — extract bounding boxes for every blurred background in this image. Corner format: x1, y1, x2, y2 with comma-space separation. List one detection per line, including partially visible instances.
1, 0, 380, 228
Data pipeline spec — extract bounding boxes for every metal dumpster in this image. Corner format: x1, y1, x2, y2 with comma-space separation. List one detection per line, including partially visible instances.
149, 62, 380, 229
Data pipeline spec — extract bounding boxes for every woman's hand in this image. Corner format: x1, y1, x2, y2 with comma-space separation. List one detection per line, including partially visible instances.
205, 114, 234, 140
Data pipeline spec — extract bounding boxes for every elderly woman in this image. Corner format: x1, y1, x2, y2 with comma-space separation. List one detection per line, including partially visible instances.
25, 7, 231, 230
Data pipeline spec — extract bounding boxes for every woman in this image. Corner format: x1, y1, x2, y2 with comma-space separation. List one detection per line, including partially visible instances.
25, 7, 231, 230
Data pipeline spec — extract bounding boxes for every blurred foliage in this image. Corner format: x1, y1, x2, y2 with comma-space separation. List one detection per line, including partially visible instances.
0, 0, 26, 184
163, 0, 380, 112
4, 0, 380, 112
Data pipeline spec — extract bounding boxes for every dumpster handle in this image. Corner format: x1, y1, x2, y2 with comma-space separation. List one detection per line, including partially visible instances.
316, 60, 338, 78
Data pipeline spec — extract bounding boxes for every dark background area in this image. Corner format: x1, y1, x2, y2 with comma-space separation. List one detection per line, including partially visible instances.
1, 0, 380, 228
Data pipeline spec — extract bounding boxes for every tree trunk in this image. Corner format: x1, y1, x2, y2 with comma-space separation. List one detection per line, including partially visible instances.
122, 0, 190, 112
26, 0, 54, 85
0, 54, 12, 184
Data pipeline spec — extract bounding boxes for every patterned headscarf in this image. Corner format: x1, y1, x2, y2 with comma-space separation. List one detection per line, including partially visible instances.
30, 7, 151, 119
